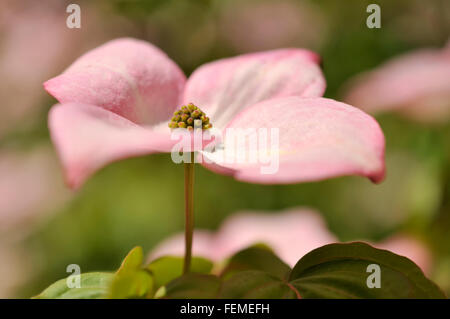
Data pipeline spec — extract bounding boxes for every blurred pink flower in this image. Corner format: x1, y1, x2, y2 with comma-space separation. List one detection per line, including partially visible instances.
45, 38, 385, 189
0, 145, 69, 295
376, 235, 432, 274
0, 1, 82, 137
150, 209, 336, 267
0, 1, 138, 138
343, 45, 450, 123
0, 146, 70, 237
149, 208, 432, 273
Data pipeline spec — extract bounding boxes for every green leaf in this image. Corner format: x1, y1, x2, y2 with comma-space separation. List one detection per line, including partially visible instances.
221, 246, 291, 280
33, 272, 114, 299
109, 270, 154, 299
164, 274, 221, 299
109, 246, 154, 299
220, 270, 300, 299
218, 242, 445, 299
147, 256, 213, 289
289, 242, 446, 299
116, 246, 144, 275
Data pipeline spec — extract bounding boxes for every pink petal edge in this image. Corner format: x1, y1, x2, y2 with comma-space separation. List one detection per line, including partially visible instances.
201, 96, 386, 184
48, 103, 174, 189
44, 38, 186, 125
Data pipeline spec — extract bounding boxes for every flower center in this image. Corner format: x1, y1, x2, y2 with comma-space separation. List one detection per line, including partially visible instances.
168, 103, 212, 131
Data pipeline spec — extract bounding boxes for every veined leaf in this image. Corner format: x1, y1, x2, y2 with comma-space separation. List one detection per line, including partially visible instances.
33, 272, 113, 299
289, 242, 446, 299
217, 242, 445, 299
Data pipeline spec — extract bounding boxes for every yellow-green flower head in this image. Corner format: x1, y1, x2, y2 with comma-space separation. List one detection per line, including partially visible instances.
168, 103, 212, 131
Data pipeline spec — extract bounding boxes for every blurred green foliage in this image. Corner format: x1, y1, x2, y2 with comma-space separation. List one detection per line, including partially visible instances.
1, 0, 448, 297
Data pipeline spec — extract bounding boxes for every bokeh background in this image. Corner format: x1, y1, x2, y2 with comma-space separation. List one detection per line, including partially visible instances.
1, 0, 449, 298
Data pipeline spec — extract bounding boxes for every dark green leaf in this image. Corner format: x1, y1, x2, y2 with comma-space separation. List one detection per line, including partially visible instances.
164, 274, 221, 299
33, 272, 114, 299
147, 256, 213, 289
289, 242, 446, 299
220, 270, 300, 299
221, 245, 291, 280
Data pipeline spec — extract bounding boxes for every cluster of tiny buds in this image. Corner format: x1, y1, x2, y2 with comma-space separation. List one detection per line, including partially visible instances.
168, 103, 212, 131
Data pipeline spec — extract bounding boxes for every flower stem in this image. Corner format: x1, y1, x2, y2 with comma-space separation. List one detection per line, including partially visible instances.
183, 153, 195, 274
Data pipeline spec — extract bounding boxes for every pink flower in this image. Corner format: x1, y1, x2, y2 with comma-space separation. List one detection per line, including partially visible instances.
0, 1, 78, 137
376, 235, 432, 275
343, 45, 450, 123
0, 146, 70, 236
148, 208, 432, 273
44, 38, 385, 189
0, 1, 134, 138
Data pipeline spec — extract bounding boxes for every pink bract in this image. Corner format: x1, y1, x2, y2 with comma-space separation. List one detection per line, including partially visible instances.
44, 38, 385, 188
148, 208, 432, 273
343, 45, 450, 123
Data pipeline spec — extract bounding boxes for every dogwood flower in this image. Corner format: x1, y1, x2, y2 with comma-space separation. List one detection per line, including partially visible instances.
149, 208, 431, 273
44, 38, 385, 189
343, 44, 450, 123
